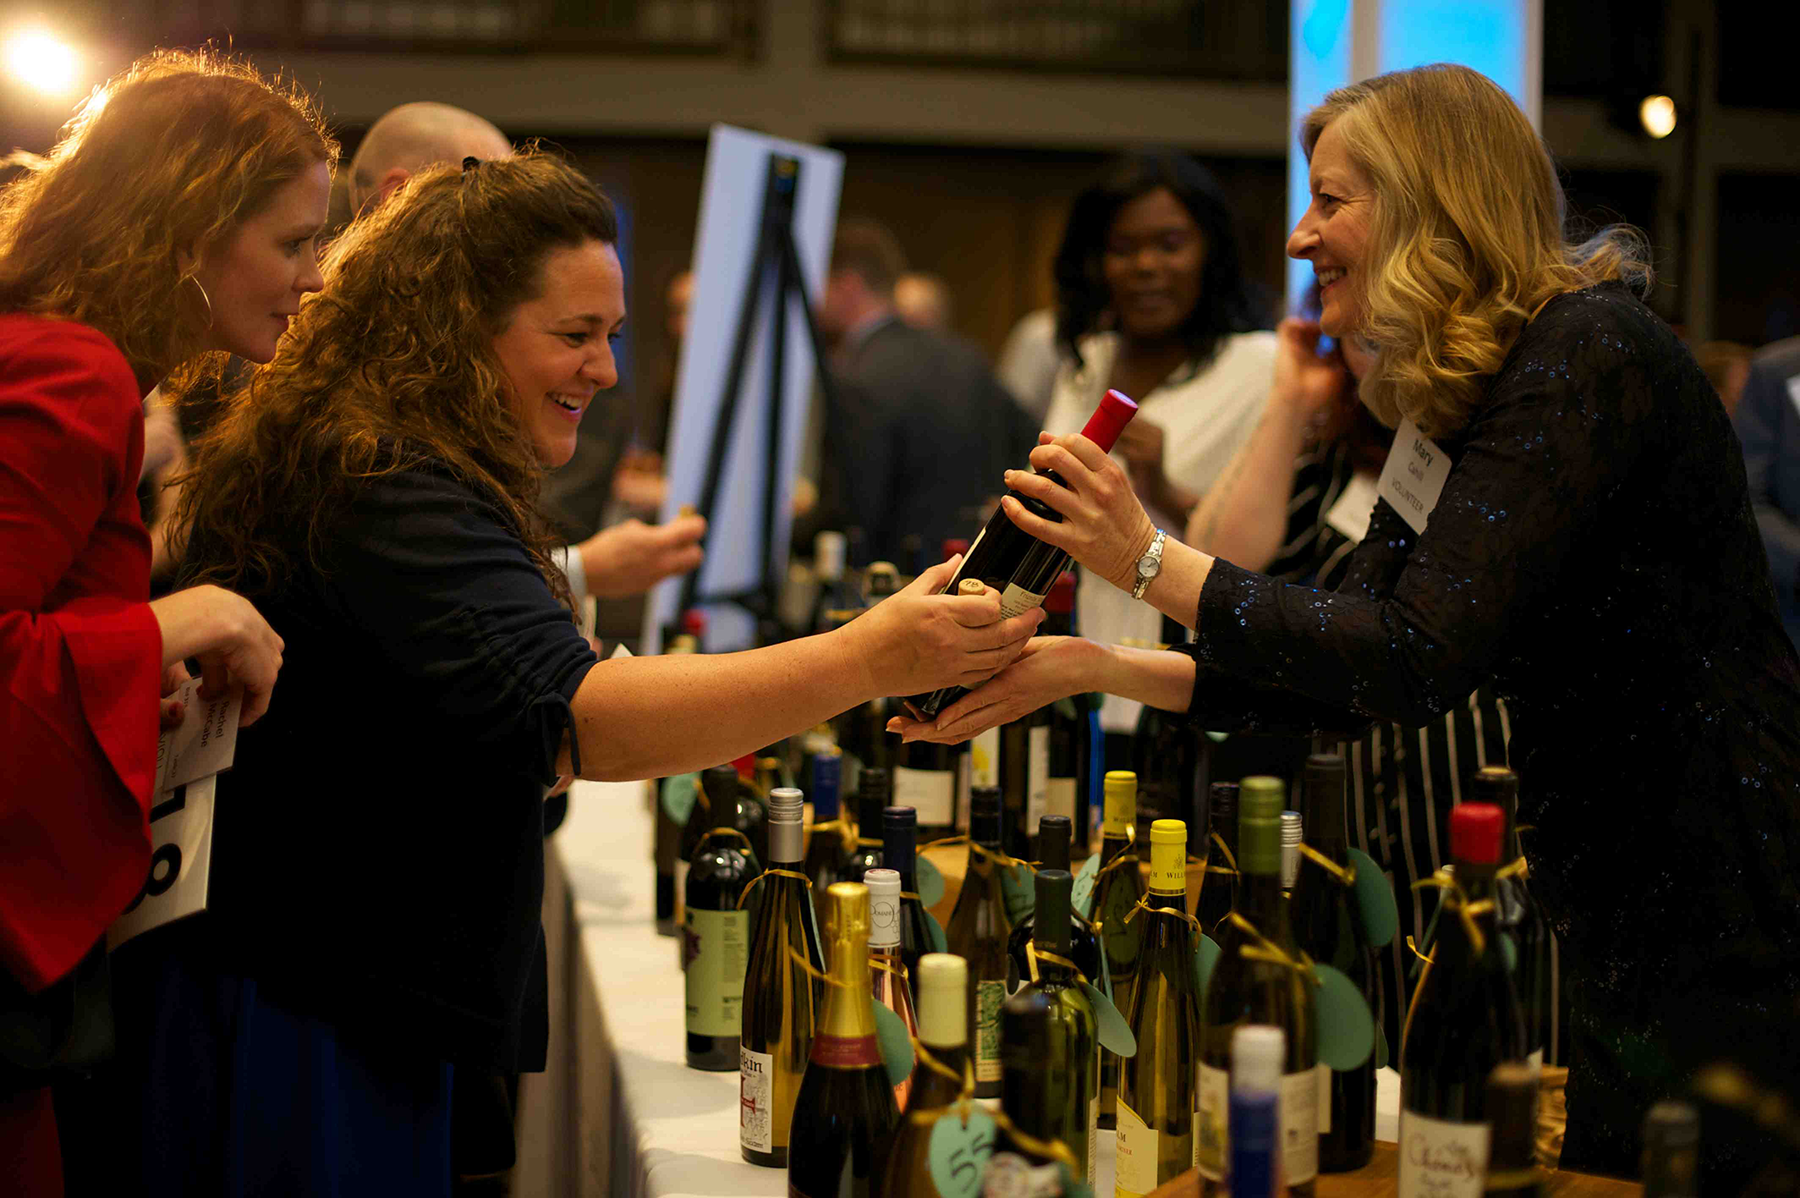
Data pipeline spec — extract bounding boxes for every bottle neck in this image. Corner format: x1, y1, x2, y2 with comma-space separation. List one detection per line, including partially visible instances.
968, 820, 1003, 878
821, 933, 876, 1039
708, 789, 738, 831
1041, 831, 1071, 874
1098, 831, 1133, 867
1301, 780, 1347, 859
767, 819, 803, 868
1147, 840, 1186, 908
1444, 861, 1502, 957
1237, 867, 1290, 936
1500, 806, 1524, 867
858, 791, 887, 835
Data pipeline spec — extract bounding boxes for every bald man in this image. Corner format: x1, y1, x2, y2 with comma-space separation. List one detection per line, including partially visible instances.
347, 102, 703, 609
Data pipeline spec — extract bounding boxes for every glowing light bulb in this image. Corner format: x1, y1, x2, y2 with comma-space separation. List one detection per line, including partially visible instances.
1639, 94, 1677, 140
4, 26, 80, 98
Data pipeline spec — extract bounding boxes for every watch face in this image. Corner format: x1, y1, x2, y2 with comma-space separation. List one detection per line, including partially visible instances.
1137, 554, 1158, 576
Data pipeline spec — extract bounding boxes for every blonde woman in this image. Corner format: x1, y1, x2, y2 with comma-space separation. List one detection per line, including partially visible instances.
895, 64, 1800, 1183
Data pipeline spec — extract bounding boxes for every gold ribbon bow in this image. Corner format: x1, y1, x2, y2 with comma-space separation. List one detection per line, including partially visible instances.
1496, 857, 1530, 881
1297, 843, 1358, 887
1227, 911, 1319, 987
1023, 942, 1087, 987
986, 1106, 1082, 1175
1203, 831, 1239, 878
922, 834, 1025, 873
697, 827, 754, 853
905, 1039, 977, 1129
736, 868, 811, 909
809, 817, 858, 859
1123, 894, 1201, 935
786, 944, 843, 988
1412, 870, 1497, 957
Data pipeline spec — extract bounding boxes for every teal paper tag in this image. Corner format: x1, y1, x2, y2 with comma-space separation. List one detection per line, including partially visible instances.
1313, 962, 1375, 1071
660, 773, 701, 825
927, 1106, 998, 1198
918, 856, 947, 908
1071, 854, 1100, 920
1079, 980, 1135, 1057
1375, 1020, 1390, 1070
1195, 932, 1222, 997
1000, 860, 1036, 925
926, 909, 949, 954
1348, 848, 1398, 947
871, 998, 915, 1087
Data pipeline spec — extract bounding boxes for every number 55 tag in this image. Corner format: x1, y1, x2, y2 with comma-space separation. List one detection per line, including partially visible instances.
930, 1106, 998, 1198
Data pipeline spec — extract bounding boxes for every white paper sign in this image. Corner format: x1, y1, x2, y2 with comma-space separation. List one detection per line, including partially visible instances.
1376, 417, 1451, 535
152, 679, 242, 793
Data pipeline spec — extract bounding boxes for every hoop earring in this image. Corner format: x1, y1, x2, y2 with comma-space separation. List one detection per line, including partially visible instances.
184, 275, 214, 331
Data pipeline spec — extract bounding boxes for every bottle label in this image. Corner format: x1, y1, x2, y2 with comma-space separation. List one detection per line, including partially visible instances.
1398, 1109, 1491, 1198
740, 1046, 774, 1153
683, 907, 748, 1036
975, 980, 1005, 1082
1114, 1097, 1159, 1196
809, 1031, 882, 1069
970, 729, 1000, 788
1317, 1063, 1333, 1134
1087, 1090, 1099, 1187
998, 582, 1049, 620
673, 859, 690, 924
1196, 1063, 1228, 1180
896, 765, 956, 827
1025, 725, 1051, 827
1193, 1109, 1201, 1167
1280, 1068, 1320, 1184
870, 892, 901, 950
1149, 851, 1185, 895
1045, 776, 1077, 823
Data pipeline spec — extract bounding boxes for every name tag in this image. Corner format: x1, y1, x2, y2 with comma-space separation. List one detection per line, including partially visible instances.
1376, 417, 1451, 534
109, 681, 241, 949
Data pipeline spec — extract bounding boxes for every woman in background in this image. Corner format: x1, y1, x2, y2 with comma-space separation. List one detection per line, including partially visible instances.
0, 51, 326, 1193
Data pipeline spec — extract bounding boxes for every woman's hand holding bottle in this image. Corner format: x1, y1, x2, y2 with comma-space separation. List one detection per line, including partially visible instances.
999, 433, 1158, 593
837, 555, 1043, 699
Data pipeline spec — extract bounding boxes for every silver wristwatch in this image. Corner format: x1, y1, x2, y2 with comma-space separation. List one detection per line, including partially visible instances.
1131, 528, 1166, 600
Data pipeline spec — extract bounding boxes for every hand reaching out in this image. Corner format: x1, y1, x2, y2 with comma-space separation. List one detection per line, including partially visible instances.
838, 556, 1044, 699
577, 514, 707, 598
885, 635, 1101, 744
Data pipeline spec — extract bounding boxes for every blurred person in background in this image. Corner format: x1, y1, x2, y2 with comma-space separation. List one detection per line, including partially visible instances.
0, 50, 321, 1194
1735, 334, 1800, 650
817, 216, 1037, 563
77, 153, 1037, 1196
996, 306, 1060, 422
893, 270, 952, 332
1043, 149, 1274, 741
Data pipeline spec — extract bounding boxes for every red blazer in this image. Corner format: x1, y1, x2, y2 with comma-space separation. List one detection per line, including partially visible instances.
0, 313, 161, 992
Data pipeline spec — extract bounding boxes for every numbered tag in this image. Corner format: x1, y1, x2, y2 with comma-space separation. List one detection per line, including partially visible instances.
917, 855, 947, 908
928, 1106, 998, 1198
1071, 854, 1100, 920
1079, 980, 1135, 1057
1375, 416, 1450, 534
108, 774, 217, 949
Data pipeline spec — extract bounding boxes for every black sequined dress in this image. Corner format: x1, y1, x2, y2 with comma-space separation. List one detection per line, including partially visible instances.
1173, 284, 1800, 1176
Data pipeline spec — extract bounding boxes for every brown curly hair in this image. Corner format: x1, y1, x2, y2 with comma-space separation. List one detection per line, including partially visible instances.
173, 150, 619, 607
0, 48, 337, 388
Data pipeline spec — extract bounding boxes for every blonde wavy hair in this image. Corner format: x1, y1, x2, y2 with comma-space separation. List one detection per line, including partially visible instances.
0, 48, 337, 387
173, 151, 618, 607
1303, 64, 1651, 438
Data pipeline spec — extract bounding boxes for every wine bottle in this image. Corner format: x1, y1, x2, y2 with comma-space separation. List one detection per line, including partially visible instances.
788, 882, 900, 1198
864, 560, 902, 605
1280, 812, 1303, 895
1007, 814, 1104, 991
1039, 572, 1090, 854
1472, 765, 1549, 1072
908, 388, 1140, 717
882, 805, 935, 986
864, 867, 919, 1109
740, 787, 825, 1166
1198, 776, 1318, 1195
1397, 802, 1527, 1198
1640, 1101, 1700, 1198
1480, 1063, 1545, 1197
1002, 868, 1101, 1185
1289, 754, 1376, 1174
1091, 769, 1147, 1129
838, 767, 889, 886
685, 768, 761, 1072
947, 786, 1013, 1098
654, 627, 703, 936
804, 752, 851, 915
1196, 782, 1241, 932
875, 953, 969, 1195
895, 735, 959, 844
1130, 631, 1201, 844
1230, 1025, 1285, 1198
999, 705, 1051, 861
737, 753, 772, 870
813, 529, 856, 634
1117, 818, 1204, 1197
676, 763, 739, 936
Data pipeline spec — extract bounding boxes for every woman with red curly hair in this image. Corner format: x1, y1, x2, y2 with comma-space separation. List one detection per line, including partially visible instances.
0, 50, 332, 1193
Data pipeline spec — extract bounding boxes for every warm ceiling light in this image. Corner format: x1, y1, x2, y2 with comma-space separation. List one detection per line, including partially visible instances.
1639, 94, 1677, 140
4, 26, 80, 98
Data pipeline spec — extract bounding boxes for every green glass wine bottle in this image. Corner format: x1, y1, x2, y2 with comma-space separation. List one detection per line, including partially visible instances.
874, 953, 970, 1195
1090, 769, 1146, 1129
947, 785, 1013, 1098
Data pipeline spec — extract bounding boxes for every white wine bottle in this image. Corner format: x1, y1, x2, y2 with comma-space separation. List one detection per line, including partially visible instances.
1091, 769, 1146, 1129
946, 785, 1012, 1098
864, 867, 918, 1110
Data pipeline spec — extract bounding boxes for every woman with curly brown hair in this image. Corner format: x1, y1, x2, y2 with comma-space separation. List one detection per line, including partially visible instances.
81, 149, 1036, 1195
895, 64, 1800, 1185
0, 51, 331, 1193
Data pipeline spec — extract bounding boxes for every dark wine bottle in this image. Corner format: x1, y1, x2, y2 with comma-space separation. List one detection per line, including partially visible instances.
804, 752, 851, 920
1091, 769, 1146, 1129
738, 754, 771, 871
812, 529, 857, 634
999, 704, 1051, 860
1130, 660, 1201, 845
787, 881, 900, 1198
1040, 573, 1091, 855
1481, 1063, 1546, 1197
882, 805, 934, 987
947, 786, 1013, 1098
684, 767, 761, 1072
895, 737, 959, 844
1117, 818, 1203, 1196
1196, 782, 1241, 933
1007, 814, 1103, 991
1472, 765, 1550, 1072
837, 767, 889, 886
740, 788, 824, 1166
1290, 754, 1376, 1174
676, 763, 736, 934
875, 952, 968, 1194
1002, 868, 1100, 1186
653, 629, 702, 936
1198, 776, 1318, 1195
863, 867, 918, 1110
1397, 802, 1527, 1198
908, 389, 1139, 717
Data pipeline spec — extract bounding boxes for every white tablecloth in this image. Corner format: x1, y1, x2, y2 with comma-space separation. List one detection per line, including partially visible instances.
521, 778, 1398, 1197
